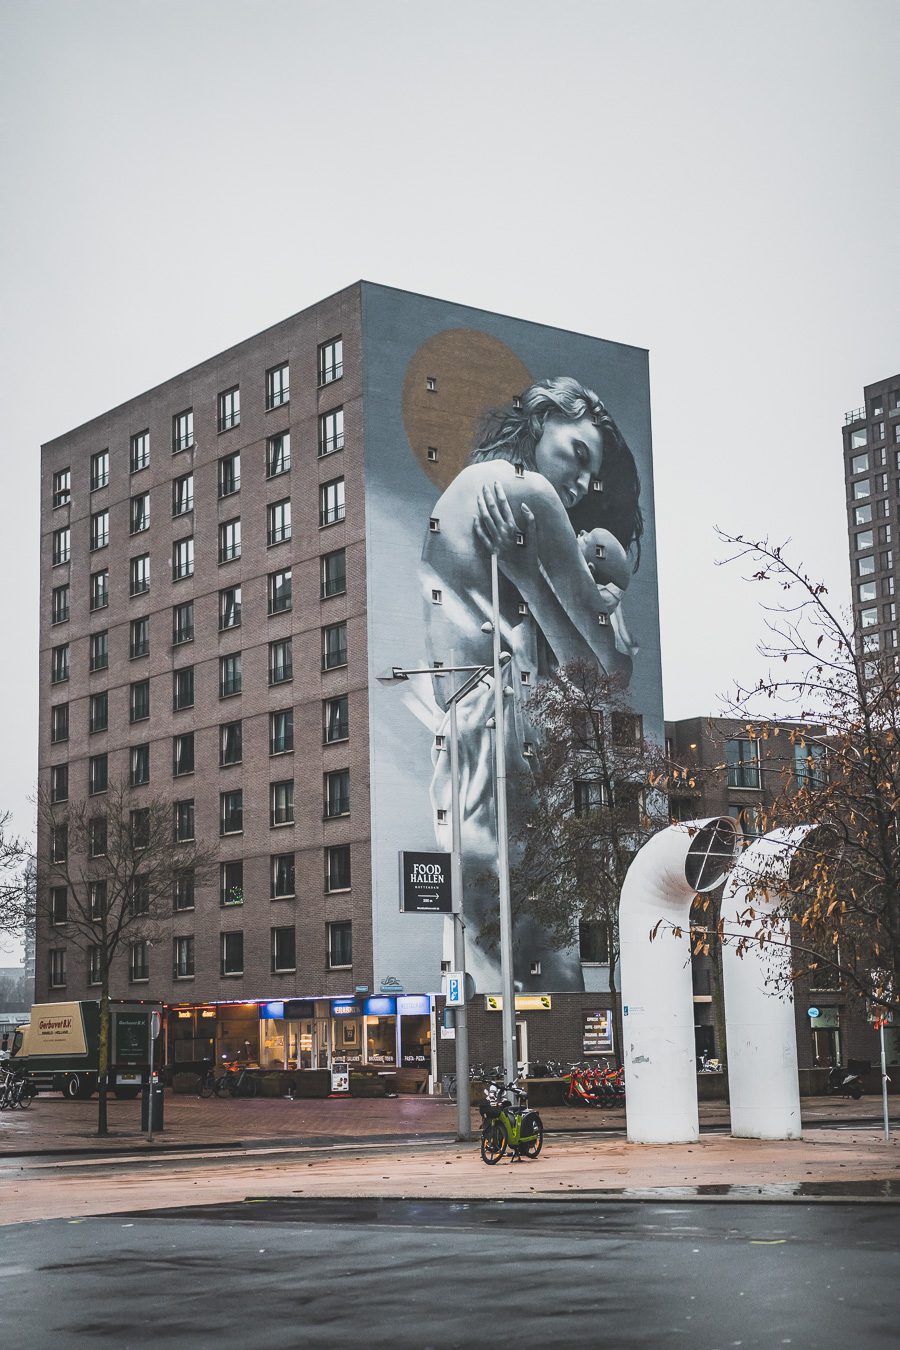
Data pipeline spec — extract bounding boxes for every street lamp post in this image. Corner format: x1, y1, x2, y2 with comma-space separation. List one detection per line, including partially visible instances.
384, 659, 509, 1140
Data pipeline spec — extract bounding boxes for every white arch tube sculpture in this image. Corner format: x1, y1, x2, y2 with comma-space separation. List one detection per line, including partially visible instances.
721, 827, 812, 1140
620, 819, 738, 1144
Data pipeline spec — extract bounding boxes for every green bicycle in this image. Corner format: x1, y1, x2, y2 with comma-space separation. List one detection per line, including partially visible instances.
478, 1080, 544, 1164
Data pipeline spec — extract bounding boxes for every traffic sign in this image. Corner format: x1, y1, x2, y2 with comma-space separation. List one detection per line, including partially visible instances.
445, 971, 464, 1006
806, 1007, 820, 1019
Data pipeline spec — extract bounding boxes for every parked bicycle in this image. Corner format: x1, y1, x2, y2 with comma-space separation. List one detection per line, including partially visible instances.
446, 1063, 501, 1101
214, 1062, 258, 1098
479, 1079, 544, 1164
0, 1066, 35, 1109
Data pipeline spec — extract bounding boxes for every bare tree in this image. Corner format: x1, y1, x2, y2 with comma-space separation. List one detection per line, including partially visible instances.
0, 812, 33, 940
513, 660, 670, 1064
700, 531, 900, 1022
37, 780, 216, 1135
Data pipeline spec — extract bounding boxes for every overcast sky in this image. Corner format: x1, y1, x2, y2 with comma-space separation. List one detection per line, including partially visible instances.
1, 0, 897, 905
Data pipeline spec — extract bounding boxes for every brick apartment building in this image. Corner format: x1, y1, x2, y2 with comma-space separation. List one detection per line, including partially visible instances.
38, 283, 664, 1080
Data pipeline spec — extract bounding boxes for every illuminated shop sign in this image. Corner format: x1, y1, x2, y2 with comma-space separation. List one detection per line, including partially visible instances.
397, 995, 430, 1016
484, 994, 552, 1012
363, 997, 396, 1016
260, 1001, 285, 1020
332, 1001, 361, 1017
283, 1000, 315, 1020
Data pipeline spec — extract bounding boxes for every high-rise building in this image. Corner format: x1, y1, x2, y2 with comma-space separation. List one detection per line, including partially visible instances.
38, 283, 663, 1078
844, 375, 900, 652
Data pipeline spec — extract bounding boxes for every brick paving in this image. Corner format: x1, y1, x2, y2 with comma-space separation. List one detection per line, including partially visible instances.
1, 1089, 896, 1155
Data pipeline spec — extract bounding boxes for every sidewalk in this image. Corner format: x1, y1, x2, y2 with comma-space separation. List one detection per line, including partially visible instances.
1, 1089, 897, 1155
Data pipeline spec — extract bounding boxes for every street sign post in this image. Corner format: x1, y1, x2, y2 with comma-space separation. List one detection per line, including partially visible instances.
445, 972, 464, 1007
147, 1009, 161, 1143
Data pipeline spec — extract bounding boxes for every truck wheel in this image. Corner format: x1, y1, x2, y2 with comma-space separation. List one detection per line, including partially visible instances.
63, 1075, 82, 1100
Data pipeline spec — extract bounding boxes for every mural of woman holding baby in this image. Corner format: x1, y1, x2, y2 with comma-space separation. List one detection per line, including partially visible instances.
421, 375, 644, 989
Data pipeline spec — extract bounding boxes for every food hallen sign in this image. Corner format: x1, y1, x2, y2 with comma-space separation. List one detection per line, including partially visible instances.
400, 851, 452, 913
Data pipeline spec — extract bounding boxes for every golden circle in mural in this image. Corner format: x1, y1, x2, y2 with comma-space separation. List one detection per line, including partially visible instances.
402, 329, 533, 492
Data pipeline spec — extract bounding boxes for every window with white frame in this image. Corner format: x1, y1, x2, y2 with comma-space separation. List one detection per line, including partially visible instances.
130, 430, 150, 473
219, 585, 241, 631
218, 518, 241, 562
172, 408, 193, 453
89, 630, 108, 671
266, 431, 290, 478
172, 472, 193, 516
52, 468, 71, 509
130, 492, 150, 534
266, 362, 289, 410
218, 386, 240, 432
52, 526, 70, 565
318, 336, 343, 387
318, 407, 344, 457
267, 498, 291, 546
319, 477, 345, 526
270, 780, 294, 827
90, 510, 109, 551
173, 536, 194, 580
90, 450, 109, 491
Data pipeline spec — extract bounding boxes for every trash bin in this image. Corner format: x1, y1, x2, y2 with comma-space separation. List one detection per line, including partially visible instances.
140, 1083, 164, 1131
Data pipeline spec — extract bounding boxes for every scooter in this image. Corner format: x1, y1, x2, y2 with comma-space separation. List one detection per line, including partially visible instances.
825, 1065, 864, 1100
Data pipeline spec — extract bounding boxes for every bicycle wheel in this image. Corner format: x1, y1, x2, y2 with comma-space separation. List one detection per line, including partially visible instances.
447, 1077, 458, 1102
480, 1122, 507, 1165
199, 1077, 215, 1099
214, 1075, 232, 1098
243, 1077, 258, 1099
520, 1119, 544, 1158
17, 1083, 33, 1110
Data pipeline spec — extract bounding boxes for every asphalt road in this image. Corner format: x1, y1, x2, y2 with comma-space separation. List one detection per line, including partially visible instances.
1, 1199, 897, 1349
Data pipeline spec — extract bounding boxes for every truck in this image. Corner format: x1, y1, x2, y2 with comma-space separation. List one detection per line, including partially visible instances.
9, 1000, 163, 1100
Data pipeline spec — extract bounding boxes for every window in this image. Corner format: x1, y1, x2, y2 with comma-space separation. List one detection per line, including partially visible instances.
220, 720, 243, 766
173, 600, 194, 645
174, 799, 195, 842
318, 336, 343, 387
324, 768, 350, 818
90, 569, 109, 611
129, 941, 149, 983
130, 616, 149, 659
860, 606, 878, 628
271, 780, 294, 827
218, 386, 240, 432
321, 548, 346, 598
173, 935, 195, 979
267, 498, 291, 546
858, 581, 876, 602
50, 823, 68, 862
88, 946, 101, 986
428, 447, 439, 464
271, 853, 295, 899
89, 753, 108, 796
873, 421, 885, 441
221, 860, 243, 906
218, 451, 241, 498
52, 525, 70, 565
52, 468, 71, 509
855, 530, 873, 551
879, 523, 892, 545
268, 568, 292, 614
853, 479, 871, 500
612, 712, 643, 746
318, 407, 344, 457
90, 450, 109, 491
49, 949, 66, 989
324, 694, 348, 744
50, 886, 68, 926
173, 732, 194, 777
325, 843, 351, 892
130, 744, 150, 787
271, 926, 296, 974
89, 879, 107, 922
89, 631, 108, 672
854, 503, 873, 525
322, 621, 347, 670
574, 779, 607, 814
266, 431, 290, 478
221, 930, 244, 976
173, 472, 193, 516
850, 452, 869, 475
173, 536, 194, 580
130, 809, 150, 850
172, 537, 195, 580
876, 472, 888, 494
725, 738, 760, 789
266, 362, 289, 409
218, 518, 241, 562
51, 643, 69, 683
220, 653, 242, 697
173, 666, 195, 710
219, 585, 241, 630
319, 476, 345, 526
51, 583, 69, 625
50, 703, 69, 744
50, 764, 68, 803
327, 921, 352, 969
426, 375, 437, 392
130, 679, 150, 723
794, 741, 826, 788
88, 816, 107, 858
129, 873, 150, 914
174, 871, 195, 912
130, 430, 150, 473
268, 639, 292, 685
89, 691, 108, 734
579, 921, 610, 964
173, 408, 193, 453
130, 492, 150, 534
130, 554, 150, 595
270, 709, 293, 755
857, 555, 875, 576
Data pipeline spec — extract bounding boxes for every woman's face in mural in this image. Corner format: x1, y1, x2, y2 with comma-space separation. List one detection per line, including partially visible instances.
534, 413, 603, 510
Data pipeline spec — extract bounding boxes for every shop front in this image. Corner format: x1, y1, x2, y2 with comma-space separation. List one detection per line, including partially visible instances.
168, 1001, 261, 1072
